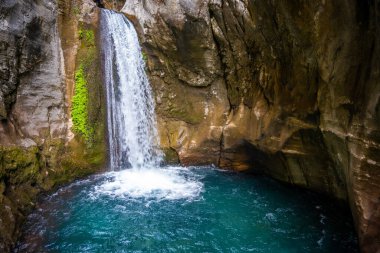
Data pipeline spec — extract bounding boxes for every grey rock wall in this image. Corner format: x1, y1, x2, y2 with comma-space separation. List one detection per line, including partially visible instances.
0, 0, 66, 145
0, 0, 106, 251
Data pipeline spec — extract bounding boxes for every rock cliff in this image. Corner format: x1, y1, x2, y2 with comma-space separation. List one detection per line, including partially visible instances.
122, 0, 379, 251
0, 0, 378, 252
0, 0, 106, 251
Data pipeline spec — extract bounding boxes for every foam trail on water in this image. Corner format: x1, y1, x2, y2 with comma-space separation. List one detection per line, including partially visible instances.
93, 167, 204, 201
101, 9, 162, 170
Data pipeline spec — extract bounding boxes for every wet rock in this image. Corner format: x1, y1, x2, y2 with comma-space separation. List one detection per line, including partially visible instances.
122, 0, 380, 251
0, 0, 106, 251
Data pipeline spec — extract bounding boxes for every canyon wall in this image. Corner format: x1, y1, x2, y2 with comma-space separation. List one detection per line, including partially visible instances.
0, 0, 106, 251
0, 0, 378, 252
122, 0, 380, 251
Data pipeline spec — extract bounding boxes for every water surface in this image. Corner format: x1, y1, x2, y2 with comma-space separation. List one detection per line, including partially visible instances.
17, 166, 358, 252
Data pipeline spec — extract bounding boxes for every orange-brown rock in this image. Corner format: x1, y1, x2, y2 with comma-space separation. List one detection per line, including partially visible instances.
122, 1, 380, 251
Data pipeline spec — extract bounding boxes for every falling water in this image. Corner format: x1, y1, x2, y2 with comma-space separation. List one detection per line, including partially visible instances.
98, 9, 200, 201
16, 10, 358, 253
100, 9, 162, 170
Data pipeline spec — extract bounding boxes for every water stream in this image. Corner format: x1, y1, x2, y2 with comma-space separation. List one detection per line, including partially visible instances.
16, 10, 358, 252
101, 9, 162, 170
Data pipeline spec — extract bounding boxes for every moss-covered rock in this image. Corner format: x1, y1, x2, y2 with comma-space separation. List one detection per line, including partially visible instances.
162, 147, 179, 165
0, 143, 104, 252
72, 64, 92, 141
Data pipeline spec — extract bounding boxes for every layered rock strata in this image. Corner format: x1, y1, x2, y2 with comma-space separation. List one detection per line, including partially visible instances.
122, 1, 380, 251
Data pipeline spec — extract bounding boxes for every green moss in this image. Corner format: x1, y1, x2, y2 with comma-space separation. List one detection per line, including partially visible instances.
71, 24, 107, 166
162, 148, 179, 164
142, 51, 148, 62
1, 146, 40, 184
71, 24, 106, 166
78, 28, 95, 46
82, 47, 97, 69
84, 30, 95, 46
78, 28, 84, 40
72, 64, 93, 142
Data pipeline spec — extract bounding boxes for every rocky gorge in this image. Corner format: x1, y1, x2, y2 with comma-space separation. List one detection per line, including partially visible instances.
0, 0, 379, 252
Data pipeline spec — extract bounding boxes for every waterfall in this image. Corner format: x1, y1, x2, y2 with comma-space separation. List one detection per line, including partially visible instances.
97, 10, 202, 201
100, 9, 162, 170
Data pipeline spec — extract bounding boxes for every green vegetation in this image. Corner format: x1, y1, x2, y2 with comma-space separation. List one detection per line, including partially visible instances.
84, 30, 95, 45
73, 26, 100, 146
78, 28, 95, 46
78, 28, 84, 40
142, 51, 148, 62
71, 25, 106, 166
72, 65, 93, 142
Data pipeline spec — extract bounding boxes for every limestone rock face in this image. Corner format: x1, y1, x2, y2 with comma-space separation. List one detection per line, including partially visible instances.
0, 0, 106, 251
122, 0, 380, 251
0, 0, 66, 143
0, 1, 66, 251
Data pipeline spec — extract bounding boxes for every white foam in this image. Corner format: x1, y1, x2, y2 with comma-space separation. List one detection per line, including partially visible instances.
92, 167, 203, 202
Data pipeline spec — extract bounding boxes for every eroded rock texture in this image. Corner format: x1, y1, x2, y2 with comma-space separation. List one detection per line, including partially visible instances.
122, 0, 380, 251
101, 0, 125, 10
0, 0, 106, 251
0, 0, 65, 141
0, 1, 66, 251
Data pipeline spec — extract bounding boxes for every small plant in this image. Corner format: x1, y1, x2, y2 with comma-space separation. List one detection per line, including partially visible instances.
78, 28, 95, 46
142, 51, 148, 62
84, 30, 95, 46
78, 28, 84, 40
72, 64, 93, 142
